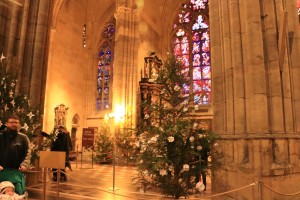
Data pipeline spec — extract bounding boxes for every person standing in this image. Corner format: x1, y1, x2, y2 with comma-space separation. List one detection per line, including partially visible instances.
51, 126, 71, 181
0, 114, 31, 195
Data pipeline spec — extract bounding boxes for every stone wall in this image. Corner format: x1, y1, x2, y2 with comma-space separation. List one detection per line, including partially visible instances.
210, 0, 300, 199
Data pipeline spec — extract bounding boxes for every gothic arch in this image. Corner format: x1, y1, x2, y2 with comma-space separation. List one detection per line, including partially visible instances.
72, 113, 80, 127
71, 113, 80, 149
51, 0, 65, 29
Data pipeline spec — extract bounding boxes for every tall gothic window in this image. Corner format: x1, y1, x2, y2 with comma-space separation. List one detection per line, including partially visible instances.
172, 0, 210, 105
298, 0, 300, 22
96, 19, 115, 110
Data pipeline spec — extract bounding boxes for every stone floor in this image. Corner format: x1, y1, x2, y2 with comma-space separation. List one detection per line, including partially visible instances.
26, 162, 211, 200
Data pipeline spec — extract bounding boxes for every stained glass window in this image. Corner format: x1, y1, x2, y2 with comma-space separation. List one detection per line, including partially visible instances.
172, 0, 210, 105
298, 0, 300, 21
97, 19, 115, 110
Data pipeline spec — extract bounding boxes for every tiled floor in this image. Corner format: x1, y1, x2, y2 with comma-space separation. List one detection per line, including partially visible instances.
26, 162, 211, 199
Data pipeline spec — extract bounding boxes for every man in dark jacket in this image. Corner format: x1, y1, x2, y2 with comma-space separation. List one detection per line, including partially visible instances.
0, 114, 31, 194
51, 126, 72, 181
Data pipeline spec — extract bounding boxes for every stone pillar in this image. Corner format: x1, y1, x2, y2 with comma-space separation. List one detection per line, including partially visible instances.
29, 0, 52, 106
113, 1, 140, 128
6, 3, 19, 73
210, 0, 300, 199
16, 0, 30, 91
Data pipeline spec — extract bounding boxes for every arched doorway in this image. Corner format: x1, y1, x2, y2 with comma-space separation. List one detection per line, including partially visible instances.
71, 114, 80, 149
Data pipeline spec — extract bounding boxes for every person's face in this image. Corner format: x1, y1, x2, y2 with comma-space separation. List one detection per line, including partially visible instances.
6, 118, 20, 131
4, 187, 14, 196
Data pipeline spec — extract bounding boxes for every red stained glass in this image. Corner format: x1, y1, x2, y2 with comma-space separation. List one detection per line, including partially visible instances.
173, 0, 210, 105
181, 55, 190, 67
181, 42, 189, 55
202, 66, 211, 79
193, 67, 202, 80
181, 68, 190, 79
202, 53, 210, 65
192, 42, 200, 54
201, 40, 209, 52
190, 0, 208, 10
192, 54, 201, 66
192, 32, 200, 41
174, 44, 182, 56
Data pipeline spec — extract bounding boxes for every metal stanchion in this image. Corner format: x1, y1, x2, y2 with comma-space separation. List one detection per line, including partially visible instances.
113, 139, 116, 191
109, 131, 119, 191
56, 169, 60, 199
92, 146, 94, 169
76, 145, 78, 169
43, 168, 46, 200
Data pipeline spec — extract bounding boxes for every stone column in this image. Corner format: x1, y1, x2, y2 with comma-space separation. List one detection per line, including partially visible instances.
29, 0, 52, 105
6, 3, 19, 73
210, 0, 300, 199
16, 0, 30, 91
210, 0, 224, 135
113, 1, 140, 128
242, 0, 269, 133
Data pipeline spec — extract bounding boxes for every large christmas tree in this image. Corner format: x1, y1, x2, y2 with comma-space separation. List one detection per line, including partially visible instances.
0, 54, 42, 166
135, 57, 215, 199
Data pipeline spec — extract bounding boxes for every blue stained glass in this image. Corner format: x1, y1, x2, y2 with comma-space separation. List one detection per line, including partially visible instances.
104, 99, 109, 108
103, 67, 110, 76
96, 98, 101, 109
96, 19, 115, 110
194, 94, 201, 103
183, 83, 190, 93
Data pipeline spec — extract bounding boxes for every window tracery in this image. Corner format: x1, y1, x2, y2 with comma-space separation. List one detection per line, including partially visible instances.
96, 19, 115, 110
172, 0, 210, 105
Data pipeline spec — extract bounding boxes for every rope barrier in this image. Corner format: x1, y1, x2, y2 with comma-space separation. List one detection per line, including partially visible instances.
190, 182, 258, 199
23, 169, 300, 199
261, 181, 300, 196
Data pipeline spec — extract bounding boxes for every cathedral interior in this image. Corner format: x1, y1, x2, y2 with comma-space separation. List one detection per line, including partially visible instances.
1, 0, 300, 199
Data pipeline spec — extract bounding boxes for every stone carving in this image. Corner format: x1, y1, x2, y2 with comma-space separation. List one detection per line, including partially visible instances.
54, 104, 68, 128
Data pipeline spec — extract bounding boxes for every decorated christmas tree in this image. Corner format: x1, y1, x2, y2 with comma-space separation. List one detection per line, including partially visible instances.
135, 57, 216, 199
116, 129, 139, 165
94, 126, 113, 163
0, 54, 42, 166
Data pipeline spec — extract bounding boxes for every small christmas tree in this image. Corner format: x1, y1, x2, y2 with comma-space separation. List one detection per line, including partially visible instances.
94, 126, 113, 163
0, 54, 42, 166
135, 57, 216, 199
116, 129, 139, 165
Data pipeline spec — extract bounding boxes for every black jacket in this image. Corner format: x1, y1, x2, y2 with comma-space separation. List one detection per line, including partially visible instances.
51, 131, 70, 154
0, 131, 31, 169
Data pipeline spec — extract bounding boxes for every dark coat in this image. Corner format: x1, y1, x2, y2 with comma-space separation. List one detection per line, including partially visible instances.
51, 131, 73, 170
51, 131, 69, 154
0, 131, 30, 169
